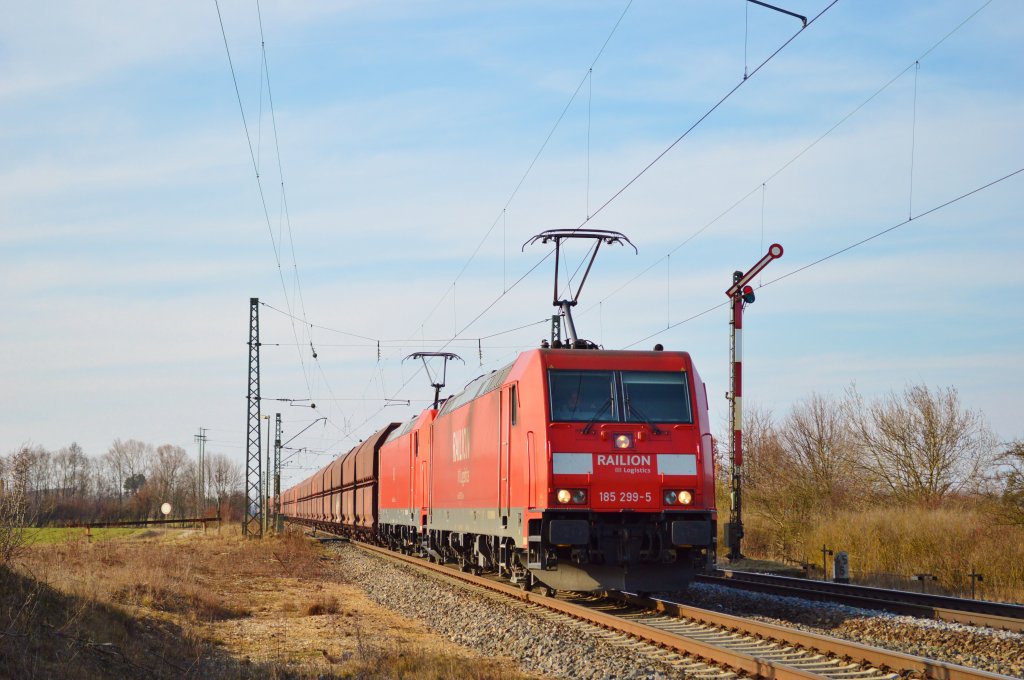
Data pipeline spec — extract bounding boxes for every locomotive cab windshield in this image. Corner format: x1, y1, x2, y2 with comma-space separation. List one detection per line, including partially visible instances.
548, 369, 693, 425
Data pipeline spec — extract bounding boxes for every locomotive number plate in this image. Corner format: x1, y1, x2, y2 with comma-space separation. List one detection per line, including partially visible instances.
597, 490, 653, 503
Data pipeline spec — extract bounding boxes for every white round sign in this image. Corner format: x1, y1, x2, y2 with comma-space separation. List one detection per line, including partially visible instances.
160, 502, 172, 516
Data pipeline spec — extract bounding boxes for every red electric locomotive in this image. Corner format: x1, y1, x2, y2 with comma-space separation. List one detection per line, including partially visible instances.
377, 408, 437, 551
423, 346, 715, 593
281, 344, 716, 593
282, 230, 716, 593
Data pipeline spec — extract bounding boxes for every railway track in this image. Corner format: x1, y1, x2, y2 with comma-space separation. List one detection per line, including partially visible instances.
351, 541, 1017, 680
700, 570, 1024, 633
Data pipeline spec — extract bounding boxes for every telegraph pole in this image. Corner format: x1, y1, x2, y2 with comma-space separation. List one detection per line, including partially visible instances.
725, 244, 783, 562
244, 297, 262, 538
194, 427, 208, 516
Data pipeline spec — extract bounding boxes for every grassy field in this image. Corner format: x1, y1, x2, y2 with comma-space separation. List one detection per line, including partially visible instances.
2, 528, 532, 679
23, 526, 180, 544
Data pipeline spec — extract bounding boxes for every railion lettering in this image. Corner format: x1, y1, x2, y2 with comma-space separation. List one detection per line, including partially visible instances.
451, 428, 471, 462
596, 454, 651, 467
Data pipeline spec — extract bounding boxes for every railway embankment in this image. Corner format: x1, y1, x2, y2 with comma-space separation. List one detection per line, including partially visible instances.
1, 528, 528, 679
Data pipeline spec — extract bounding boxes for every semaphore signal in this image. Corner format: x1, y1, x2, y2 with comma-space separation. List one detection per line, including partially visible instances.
725, 243, 783, 562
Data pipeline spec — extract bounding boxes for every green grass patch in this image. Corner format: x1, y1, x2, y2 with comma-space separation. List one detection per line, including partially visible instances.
24, 527, 164, 544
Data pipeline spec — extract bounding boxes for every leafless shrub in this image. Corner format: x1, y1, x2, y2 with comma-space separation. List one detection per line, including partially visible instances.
734, 406, 814, 556
993, 439, 1024, 526
0, 486, 29, 564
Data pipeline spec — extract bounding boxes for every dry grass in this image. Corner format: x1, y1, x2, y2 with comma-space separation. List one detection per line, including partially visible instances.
741, 505, 1024, 602
303, 595, 339, 617
3, 527, 532, 678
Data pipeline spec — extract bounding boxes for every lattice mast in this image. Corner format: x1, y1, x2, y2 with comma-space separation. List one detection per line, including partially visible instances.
274, 412, 282, 527
244, 297, 262, 538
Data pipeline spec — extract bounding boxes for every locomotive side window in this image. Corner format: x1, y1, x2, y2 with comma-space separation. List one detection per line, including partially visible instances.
621, 371, 692, 424
510, 384, 518, 426
548, 370, 617, 423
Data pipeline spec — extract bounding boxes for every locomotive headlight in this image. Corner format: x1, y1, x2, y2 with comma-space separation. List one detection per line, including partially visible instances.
614, 433, 634, 449
664, 489, 694, 505
571, 489, 587, 504
556, 489, 572, 504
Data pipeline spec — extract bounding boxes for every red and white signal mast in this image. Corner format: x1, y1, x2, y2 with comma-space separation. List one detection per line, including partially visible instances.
724, 243, 783, 562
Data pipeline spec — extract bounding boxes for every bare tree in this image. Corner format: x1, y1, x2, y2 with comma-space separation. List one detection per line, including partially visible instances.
54, 442, 91, 498
779, 392, 864, 509
0, 485, 29, 565
104, 439, 153, 503
740, 406, 788, 493
208, 453, 243, 516
845, 384, 995, 506
7, 445, 55, 520
150, 444, 191, 516
736, 406, 814, 556
993, 439, 1024, 526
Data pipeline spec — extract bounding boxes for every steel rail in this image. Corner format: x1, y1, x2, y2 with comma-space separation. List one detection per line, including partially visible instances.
701, 570, 1024, 633
613, 593, 1014, 680
348, 542, 1014, 680
354, 543, 820, 680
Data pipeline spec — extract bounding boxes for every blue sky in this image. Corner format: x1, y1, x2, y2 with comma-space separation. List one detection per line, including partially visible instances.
2, 1, 1021, 487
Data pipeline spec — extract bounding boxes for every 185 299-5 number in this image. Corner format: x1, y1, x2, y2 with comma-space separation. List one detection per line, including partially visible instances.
597, 491, 652, 503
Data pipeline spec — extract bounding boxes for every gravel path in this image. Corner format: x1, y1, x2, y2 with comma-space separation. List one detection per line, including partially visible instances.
327, 543, 1024, 679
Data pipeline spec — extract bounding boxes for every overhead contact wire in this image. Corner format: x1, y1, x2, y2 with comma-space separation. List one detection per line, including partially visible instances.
623, 167, 1024, 348
574, 0, 841, 231
583, 0, 993, 317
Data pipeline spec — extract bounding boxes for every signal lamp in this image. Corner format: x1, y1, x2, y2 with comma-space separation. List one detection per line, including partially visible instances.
571, 489, 587, 504
742, 285, 756, 304
678, 490, 693, 505
614, 434, 634, 449
663, 490, 678, 505
556, 489, 572, 504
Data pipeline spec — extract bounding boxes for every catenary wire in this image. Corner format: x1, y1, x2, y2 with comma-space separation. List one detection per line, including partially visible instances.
622, 166, 1024, 349
214, 0, 314, 400
580, 0, 995, 319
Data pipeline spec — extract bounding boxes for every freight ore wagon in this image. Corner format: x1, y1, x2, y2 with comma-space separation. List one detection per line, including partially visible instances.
282, 346, 716, 594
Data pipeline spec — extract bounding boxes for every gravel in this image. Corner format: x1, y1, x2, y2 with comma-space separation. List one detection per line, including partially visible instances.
326, 543, 1024, 679
327, 544, 690, 679
683, 583, 1024, 678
